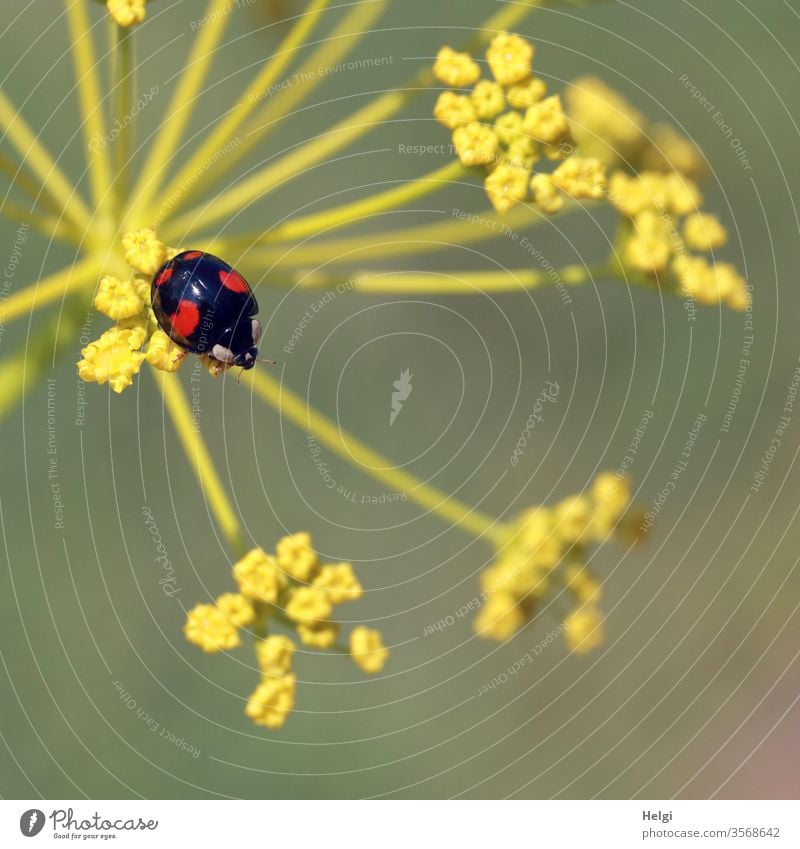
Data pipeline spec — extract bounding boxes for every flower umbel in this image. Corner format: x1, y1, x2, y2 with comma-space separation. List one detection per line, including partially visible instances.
185, 533, 386, 729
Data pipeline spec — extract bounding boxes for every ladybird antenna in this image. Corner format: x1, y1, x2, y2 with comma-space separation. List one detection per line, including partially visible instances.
258, 358, 277, 365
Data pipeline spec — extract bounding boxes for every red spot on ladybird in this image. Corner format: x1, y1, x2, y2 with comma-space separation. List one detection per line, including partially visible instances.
155, 265, 174, 286
219, 269, 249, 293
170, 300, 201, 338
182, 251, 203, 260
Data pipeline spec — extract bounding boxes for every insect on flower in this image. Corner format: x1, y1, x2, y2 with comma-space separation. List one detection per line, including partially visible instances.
151, 251, 274, 374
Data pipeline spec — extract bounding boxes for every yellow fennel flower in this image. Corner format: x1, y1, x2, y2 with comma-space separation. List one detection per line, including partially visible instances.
184, 603, 241, 653
297, 621, 340, 648
452, 122, 500, 167
565, 565, 602, 605
145, 329, 187, 373
640, 123, 708, 180
683, 212, 728, 251
554, 494, 592, 543
245, 673, 296, 729
285, 586, 332, 625
530, 173, 564, 214
350, 626, 389, 673
564, 606, 605, 654
313, 562, 363, 604
470, 80, 505, 120
625, 209, 673, 274
107, 0, 146, 28
484, 162, 529, 213
591, 472, 631, 537
433, 46, 481, 88
434, 91, 477, 129
493, 111, 525, 146
233, 548, 285, 603
522, 95, 570, 144
487, 32, 534, 86
77, 326, 146, 393
276, 531, 318, 581
94, 275, 146, 320
552, 156, 607, 200
473, 591, 525, 640
122, 227, 167, 276
216, 593, 256, 628
255, 635, 295, 674
506, 77, 548, 110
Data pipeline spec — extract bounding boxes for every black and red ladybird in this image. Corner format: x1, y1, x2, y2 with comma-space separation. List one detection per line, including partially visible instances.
151, 251, 264, 370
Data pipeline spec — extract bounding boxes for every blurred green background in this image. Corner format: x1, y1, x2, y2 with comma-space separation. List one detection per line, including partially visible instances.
1, 0, 799, 799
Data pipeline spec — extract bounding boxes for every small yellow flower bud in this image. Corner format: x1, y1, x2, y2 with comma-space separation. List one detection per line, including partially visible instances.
683, 212, 728, 251
77, 327, 146, 394
145, 329, 187, 372
122, 228, 167, 276
313, 562, 363, 604
452, 122, 500, 167
625, 209, 673, 274
433, 46, 481, 88
276, 531, 318, 581
564, 606, 604, 654
349, 626, 389, 673
552, 156, 607, 200
107, 0, 146, 28
484, 162, 529, 214
233, 548, 285, 603
522, 95, 569, 144
493, 111, 524, 146
245, 674, 296, 729
530, 173, 564, 215
216, 593, 256, 628
470, 80, 505, 120
434, 91, 477, 129
486, 32, 534, 86
506, 77, 548, 110
255, 635, 295, 674
473, 591, 524, 640
94, 276, 146, 320
297, 621, 340, 648
184, 603, 241, 653
285, 586, 332, 625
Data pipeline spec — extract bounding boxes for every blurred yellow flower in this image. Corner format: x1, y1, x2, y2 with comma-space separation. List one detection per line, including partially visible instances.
313, 562, 363, 604
350, 626, 389, 673
452, 122, 500, 167
470, 80, 505, 120
233, 548, 285, 603
487, 32, 534, 86
276, 531, 319, 581
77, 326, 146, 393
434, 91, 477, 129
433, 46, 481, 88
216, 593, 256, 628
184, 604, 241, 653
285, 586, 332, 625
564, 606, 605, 654
683, 212, 728, 251
255, 635, 296, 674
245, 674, 296, 729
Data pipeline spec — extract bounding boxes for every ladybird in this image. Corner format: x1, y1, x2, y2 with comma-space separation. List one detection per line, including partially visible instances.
151, 251, 264, 370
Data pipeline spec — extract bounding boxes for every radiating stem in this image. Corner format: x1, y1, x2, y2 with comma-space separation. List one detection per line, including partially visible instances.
112, 23, 135, 215
297, 263, 599, 294
154, 369, 247, 558
247, 369, 508, 546
0, 201, 82, 245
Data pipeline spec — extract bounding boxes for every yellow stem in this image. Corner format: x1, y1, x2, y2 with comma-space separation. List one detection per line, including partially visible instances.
65, 0, 114, 220
0, 150, 63, 217
156, 0, 331, 217
0, 89, 92, 230
247, 369, 507, 546
0, 255, 101, 324
0, 201, 82, 244
296, 264, 596, 294
154, 369, 247, 557
271, 161, 469, 244
160, 0, 388, 221
127, 0, 233, 226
